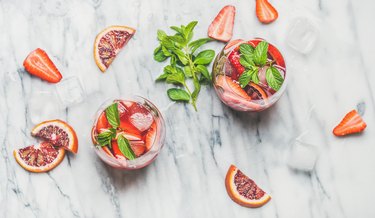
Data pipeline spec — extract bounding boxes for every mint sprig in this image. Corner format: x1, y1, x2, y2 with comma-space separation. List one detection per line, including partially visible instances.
154, 21, 215, 111
95, 102, 138, 159
97, 128, 116, 147
237, 41, 284, 91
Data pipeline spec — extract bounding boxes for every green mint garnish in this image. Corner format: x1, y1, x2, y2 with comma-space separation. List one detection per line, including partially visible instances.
153, 21, 215, 111
266, 66, 284, 91
105, 103, 120, 129
238, 41, 284, 91
117, 134, 136, 160
97, 128, 116, 147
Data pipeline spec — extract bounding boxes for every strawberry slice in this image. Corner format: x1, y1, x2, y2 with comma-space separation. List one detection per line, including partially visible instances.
256, 0, 278, 24
333, 110, 367, 136
23, 48, 62, 83
145, 123, 157, 151
111, 140, 124, 158
208, 5, 236, 42
228, 50, 245, 80
96, 112, 110, 133
216, 75, 251, 100
130, 141, 146, 157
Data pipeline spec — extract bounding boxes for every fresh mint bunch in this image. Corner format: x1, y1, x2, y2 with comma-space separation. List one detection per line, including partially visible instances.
238, 41, 284, 91
154, 21, 215, 111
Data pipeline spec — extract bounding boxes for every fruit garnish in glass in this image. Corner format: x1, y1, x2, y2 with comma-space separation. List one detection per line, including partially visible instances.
212, 38, 287, 111
91, 96, 165, 170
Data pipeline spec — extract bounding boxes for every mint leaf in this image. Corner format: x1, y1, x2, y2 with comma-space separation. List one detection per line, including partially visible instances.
166, 68, 185, 85
173, 49, 188, 65
253, 41, 269, 66
189, 38, 212, 53
105, 103, 120, 129
157, 30, 167, 41
240, 44, 255, 57
96, 128, 116, 147
266, 66, 284, 91
239, 56, 255, 69
183, 21, 197, 41
194, 50, 215, 65
195, 65, 211, 81
153, 46, 167, 62
251, 69, 260, 84
167, 88, 190, 101
161, 46, 172, 57
117, 134, 136, 160
238, 70, 252, 88
170, 26, 184, 35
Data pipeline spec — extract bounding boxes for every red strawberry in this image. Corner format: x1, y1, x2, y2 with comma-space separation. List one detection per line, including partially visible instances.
333, 110, 367, 136
130, 141, 146, 157
208, 5, 236, 42
256, 0, 278, 24
145, 123, 157, 151
96, 112, 110, 133
23, 48, 62, 83
216, 75, 251, 100
111, 140, 124, 158
228, 50, 245, 80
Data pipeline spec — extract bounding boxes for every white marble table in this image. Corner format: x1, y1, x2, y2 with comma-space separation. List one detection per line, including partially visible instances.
1, 0, 374, 217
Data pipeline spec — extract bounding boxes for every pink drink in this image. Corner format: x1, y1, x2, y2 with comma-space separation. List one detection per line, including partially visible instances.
91, 96, 165, 170
212, 38, 287, 111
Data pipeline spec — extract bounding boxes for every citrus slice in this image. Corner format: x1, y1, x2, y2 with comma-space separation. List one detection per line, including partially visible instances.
13, 142, 65, 173
94, 25, 135, 72
31, 119, 78, 154
225, 165, 271, 208
216, 75, 251, 100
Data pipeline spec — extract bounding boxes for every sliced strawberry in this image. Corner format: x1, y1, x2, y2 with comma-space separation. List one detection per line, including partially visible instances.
23, 48, 62, 83
116, 131, 142, 141
119, 119, 142, 135
96, 112, 110, 133
145, 123, 157, 151
228, 50, 245, 80
216, 75, 251, 100
256, 0, 278, 24
333, 110, 367, 136
130, 141, 146, 157
208, 5, 236, 42
111, 140, 124, 158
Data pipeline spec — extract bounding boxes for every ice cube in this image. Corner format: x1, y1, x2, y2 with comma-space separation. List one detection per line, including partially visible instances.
286, 17, 319, 54
55, 76, 85, 108
29, 91, 62, 124
287, 140, 319, 172
128, 104, 154, 132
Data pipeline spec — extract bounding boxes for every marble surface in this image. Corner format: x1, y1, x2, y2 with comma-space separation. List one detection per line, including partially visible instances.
0, 0, 375, 217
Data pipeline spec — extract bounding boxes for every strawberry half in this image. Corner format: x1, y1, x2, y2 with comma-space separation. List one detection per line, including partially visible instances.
228, 50, 245, 80
208, 5, 236, 42
23, 48, 62, 83
333, 110, 367, 136
256, 0, 278, 24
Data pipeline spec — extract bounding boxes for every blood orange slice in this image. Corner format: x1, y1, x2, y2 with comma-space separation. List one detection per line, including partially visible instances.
13, 142, 65, 173
31, 120, 78, 154
216, 75, 251, 100
225, 165, 271, 208
94, 25, 135, 72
